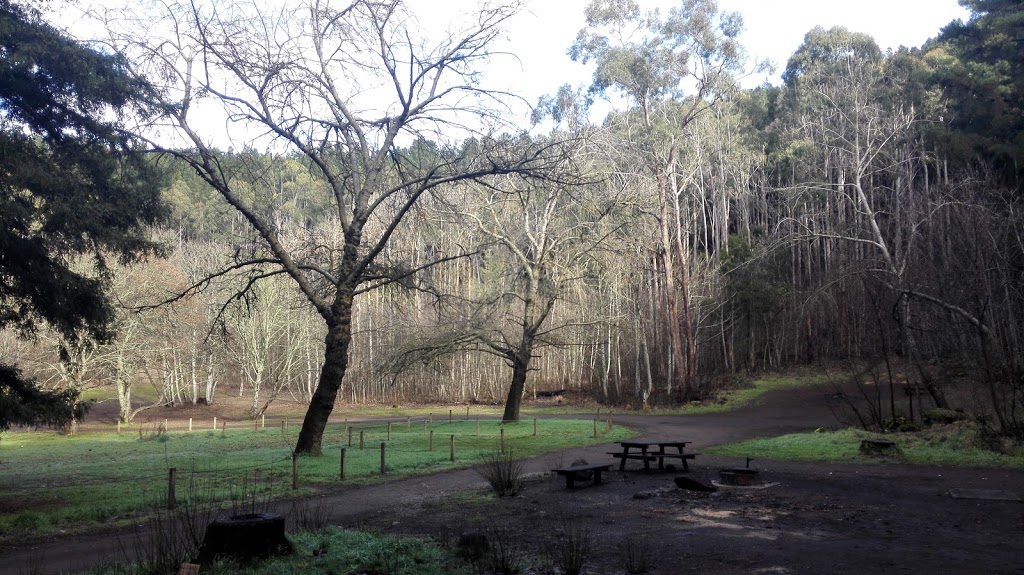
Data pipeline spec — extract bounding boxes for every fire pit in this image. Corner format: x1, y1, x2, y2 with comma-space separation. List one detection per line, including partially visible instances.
718, 468, 760, 486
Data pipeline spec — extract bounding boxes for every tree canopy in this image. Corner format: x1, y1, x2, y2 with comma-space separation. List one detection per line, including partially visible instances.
0, 0, 166, 429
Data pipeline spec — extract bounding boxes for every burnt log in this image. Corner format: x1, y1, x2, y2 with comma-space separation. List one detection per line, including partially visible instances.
196, 513, 293, 566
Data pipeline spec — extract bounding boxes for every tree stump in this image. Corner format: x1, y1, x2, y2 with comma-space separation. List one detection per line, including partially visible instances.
859, 439, 898, 456
197, 513, 293, 565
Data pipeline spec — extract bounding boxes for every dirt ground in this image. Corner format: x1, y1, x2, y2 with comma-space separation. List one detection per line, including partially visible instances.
351, 455, 1024, 575
2, 385, 1022, 575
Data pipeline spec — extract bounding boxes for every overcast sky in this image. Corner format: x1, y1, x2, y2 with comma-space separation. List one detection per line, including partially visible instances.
467, 0, 972, 108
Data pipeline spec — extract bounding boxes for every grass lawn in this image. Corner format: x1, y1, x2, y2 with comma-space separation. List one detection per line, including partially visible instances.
0, 418, 633, 541
707, 427, 1024, 468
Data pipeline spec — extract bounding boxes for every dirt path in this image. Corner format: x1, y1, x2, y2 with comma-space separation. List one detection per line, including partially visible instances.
3, 385, 1022, 574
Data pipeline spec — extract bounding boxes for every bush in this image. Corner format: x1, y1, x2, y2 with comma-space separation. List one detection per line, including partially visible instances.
475, 451, 525, 497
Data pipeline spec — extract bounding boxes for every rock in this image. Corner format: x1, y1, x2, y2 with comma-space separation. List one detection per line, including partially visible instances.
570, 458, 593, 480
674, 477, 717, 492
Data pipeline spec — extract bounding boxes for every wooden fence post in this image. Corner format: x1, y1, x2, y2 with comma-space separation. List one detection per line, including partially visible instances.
117, 421, 121, 434
593, 419, 598, 438
450, 434, 455, 462
359, 430, 365, 450
476, 418, 480, 436
340, 447, 347, 480
429, 430, 434, 451
167, 468, 176, 510
262, 415, 265, 429
533, 418, 537, 437
213, 416, 217, 430
407, 416, 411, 429
500, 428, 505, 453
449, 409, 452, 423
348, 426, 353, 447
188, 418, 192, 432
387, 422, 392, 441
466, 405, 470, 420
380, 443, 386, 475
292, 454, 298, 490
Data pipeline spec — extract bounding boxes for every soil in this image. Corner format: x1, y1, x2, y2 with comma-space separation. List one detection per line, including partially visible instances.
2, 385, 1022, 575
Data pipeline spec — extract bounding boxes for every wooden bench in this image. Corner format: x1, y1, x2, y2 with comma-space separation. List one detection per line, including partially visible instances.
551, 463, 612, 488
608, 451, 701, 471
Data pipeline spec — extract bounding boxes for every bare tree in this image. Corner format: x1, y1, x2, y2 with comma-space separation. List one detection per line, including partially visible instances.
103, 0, 566, 453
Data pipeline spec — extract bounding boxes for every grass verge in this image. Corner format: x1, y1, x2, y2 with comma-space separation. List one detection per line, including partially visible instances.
0, 418, 633, 542
706, 427, 1024, 468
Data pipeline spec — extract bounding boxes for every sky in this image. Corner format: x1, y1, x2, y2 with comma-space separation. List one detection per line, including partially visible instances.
466, 0, 972, 109
51, 0, 973, 144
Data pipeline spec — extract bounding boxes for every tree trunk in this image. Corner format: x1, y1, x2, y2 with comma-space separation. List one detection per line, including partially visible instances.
294, 291, 355, 455
501, 345, 531, 422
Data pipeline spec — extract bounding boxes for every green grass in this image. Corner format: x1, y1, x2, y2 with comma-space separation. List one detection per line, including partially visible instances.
86, 527, 470, 575
707, 427, 1024, 468
0, 418, 633, 541
642, 370, 836, 415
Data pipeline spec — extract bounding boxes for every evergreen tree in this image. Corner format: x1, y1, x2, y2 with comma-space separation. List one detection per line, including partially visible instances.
0, 0, 166, 428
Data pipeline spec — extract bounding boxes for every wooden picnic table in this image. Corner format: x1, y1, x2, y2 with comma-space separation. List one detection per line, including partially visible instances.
609, 440, 699, 472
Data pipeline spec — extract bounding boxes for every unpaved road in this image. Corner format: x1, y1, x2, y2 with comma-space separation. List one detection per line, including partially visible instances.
3, 385, 1022, 575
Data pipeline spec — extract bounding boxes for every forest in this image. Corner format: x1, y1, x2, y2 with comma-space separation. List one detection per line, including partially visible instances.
1, 0, 1021, 454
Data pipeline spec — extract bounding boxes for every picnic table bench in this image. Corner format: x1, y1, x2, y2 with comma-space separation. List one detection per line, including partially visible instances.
551, 463, 612, 488
610, 440, 699, 472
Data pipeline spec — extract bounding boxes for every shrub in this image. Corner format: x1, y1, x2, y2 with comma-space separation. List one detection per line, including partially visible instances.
475, 451, 525, 497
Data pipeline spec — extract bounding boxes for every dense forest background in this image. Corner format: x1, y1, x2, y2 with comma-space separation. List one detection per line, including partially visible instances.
2, 0, 1021, 441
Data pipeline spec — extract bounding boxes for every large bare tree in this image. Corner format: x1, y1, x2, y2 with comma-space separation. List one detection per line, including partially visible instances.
102, 0, 564, 454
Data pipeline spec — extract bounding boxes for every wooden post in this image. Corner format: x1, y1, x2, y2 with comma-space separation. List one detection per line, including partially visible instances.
429, 413, 433, 426
164, 418, 168, 432
429, 430, 434, 451
380, 442, 387, 474
262, 415, 265, 429
348, 426, 353, 447
281, 420, 286, 435
500, 428, 505, 453
533, 418, 537, 437
213, 416, 217, 430
423, 417, 428, 431
254, 419, 258, 431
593, 418, 598, 438
292, 454, 298, 490
387, 422, 392, 441
407, 416, 411, 429
449, 409, 452, 423
117, 421, 121, 434
188, 418, 192, 432
607, 412, 612, 431
167, 468, 176, 510
340, 447, 347, 480
450, 434, 455, 462
476, 418, 480, 436
359, 430, 364, 450
466, 405, 470, 420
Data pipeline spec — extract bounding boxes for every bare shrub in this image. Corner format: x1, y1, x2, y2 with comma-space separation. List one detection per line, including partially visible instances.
288, 496, 331, 533
620, 532, 652, 574
484, 524, 525, 575
476, 450, 525, 497
549, 519, 591, 575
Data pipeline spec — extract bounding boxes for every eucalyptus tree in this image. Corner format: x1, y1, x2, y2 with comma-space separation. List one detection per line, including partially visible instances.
102, 0, 567, 454
570, 0, 757, 399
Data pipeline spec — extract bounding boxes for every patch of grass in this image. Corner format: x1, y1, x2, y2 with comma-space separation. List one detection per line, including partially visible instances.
0, 418, 633, 542
645, 370, 836, 415
85, 527, 470, 575
707, 427, 1024, 468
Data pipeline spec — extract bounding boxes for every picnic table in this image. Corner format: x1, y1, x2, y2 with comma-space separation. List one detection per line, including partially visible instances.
609, 440, 699, 472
